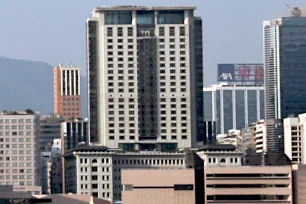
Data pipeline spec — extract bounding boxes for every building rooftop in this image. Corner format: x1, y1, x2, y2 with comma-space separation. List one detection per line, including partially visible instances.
0, 110, 37, 116
93, 5, 196, 12
65, 145, 187, 157
197, 144, 237, 152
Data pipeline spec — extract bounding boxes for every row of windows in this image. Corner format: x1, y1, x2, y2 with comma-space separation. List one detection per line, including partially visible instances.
80, 158, 110, 164
0, 180, 33, 186
160, 135, 188, 140
63, 108, 80, 111
0, 144, 33, 148
0, 163, 33, 167
0, 156, 33, 161
0, 125, 32, 130
113, 158, 184, 166
107, 44, 134, 50
0, 149, 32, 154
160, 81, 187, 86
0, 169, 32, 173
81, 183, 110, 190
208, 157, 240, 164
63, 102, 80, 106
107, 27, 133, 37
80, 175, 110, 181
109, 136, 135, 140
107, 75, 187, 82
0, 119, 33, 123
159, 38, 186, 43
160, 110, 188, 115
107, 38, 134, 43
108, 88, 188, 93
159, 44, 186, 49
107, 57, 135, 62
0, 131, 33, 136
159, 26, 186, 36
80, 166, 110, 173
79, 157, 185, 166
159, 50, 185, 55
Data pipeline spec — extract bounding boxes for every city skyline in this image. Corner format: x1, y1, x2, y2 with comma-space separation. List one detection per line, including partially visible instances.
0, 0, 305, 87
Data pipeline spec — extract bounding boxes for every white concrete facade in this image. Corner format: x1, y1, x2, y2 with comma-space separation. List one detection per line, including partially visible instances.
284, 113, 306, 164
64, 148, 186, 202
87, 6, 203, 149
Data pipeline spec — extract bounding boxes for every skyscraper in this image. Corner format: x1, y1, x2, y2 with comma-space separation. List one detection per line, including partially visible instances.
54, 64, 81, 119
263, 8, 306, 153
87, 6, 204, 150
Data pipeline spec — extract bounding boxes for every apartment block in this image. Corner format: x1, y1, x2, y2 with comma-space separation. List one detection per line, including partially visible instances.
63, 146, 186, 202
0, 111, 41, 193
87, 5, 204, 149
54, 64, 81, 119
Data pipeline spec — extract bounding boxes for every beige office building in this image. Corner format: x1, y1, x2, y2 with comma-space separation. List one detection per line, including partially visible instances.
122, 169, 195, 204
54, 64, 81, 119
205, 166, 292, 203
292, 164, 306, 204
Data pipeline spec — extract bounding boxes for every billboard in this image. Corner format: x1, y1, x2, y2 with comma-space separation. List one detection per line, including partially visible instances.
217, 64, 264, 85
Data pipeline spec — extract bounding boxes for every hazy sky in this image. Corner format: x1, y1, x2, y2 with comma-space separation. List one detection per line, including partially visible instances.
0, 0, 305, 85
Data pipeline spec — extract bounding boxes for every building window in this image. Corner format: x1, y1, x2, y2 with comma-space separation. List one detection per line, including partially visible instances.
159, 27, 165, 36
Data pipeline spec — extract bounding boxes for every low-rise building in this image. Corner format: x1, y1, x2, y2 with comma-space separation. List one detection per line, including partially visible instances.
120, 165, 293, 204
216, 129, 241, 146
122, 169, 196, 204
196, 145, 242, 167
64, 146, 187, 202
205, 166, 292, 203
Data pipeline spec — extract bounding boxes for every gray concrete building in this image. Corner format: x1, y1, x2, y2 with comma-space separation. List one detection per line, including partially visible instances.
39, 114, 64, 152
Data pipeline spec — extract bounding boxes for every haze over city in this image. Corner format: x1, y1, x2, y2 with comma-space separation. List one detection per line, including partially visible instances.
0, 0, 304, 85
1, 1, 306, 204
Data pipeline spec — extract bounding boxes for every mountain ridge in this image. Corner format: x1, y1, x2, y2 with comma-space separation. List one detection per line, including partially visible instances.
0, 57, 87, 116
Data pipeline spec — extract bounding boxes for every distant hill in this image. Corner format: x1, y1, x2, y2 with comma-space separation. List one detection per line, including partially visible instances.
0, 57, 87, 116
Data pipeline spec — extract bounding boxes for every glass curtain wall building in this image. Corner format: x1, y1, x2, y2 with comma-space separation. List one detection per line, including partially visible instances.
204, 84, 265, 135
263, 9, 306, 153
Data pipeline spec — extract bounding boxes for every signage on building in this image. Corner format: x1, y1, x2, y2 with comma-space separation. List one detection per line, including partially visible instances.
217, 64, 264, 85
